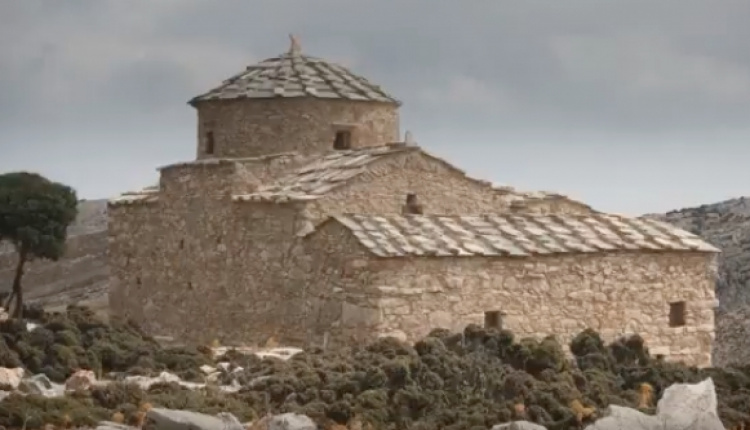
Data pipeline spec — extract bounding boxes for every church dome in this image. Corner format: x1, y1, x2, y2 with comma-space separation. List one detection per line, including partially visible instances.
189, 35, 400, 106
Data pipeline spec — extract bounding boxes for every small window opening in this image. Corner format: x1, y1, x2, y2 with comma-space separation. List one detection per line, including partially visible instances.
402, 193, 424, 215
669, 301, 686, 327
333, 130, 352, 150
484, 311, 503, 330
136, 277, 142, 286
179, 239, 185, 249
205, 131, 215, 154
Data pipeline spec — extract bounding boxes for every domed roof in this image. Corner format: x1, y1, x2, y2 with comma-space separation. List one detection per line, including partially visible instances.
189, 35, 400, 106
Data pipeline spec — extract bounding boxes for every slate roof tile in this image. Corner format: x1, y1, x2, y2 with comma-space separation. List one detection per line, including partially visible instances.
233, 145, 414, 202
190, 38, 399, 105
328, 213, 721, 257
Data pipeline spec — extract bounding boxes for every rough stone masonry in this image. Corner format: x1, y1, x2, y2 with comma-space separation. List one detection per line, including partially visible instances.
107, 36, 720, 366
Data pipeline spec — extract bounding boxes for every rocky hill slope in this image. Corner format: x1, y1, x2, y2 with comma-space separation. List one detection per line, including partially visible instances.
647, 196, 750, 366
0, 199, 109, 308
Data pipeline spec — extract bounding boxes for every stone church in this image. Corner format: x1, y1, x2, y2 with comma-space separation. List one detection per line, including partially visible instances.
108, 37, 719, 366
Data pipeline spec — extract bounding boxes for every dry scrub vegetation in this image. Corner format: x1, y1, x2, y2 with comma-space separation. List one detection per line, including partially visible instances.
1, 306, 749, 429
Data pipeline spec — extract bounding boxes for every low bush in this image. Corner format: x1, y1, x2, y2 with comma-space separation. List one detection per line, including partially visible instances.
2, 308, 750, 429
0, 305, 212, 383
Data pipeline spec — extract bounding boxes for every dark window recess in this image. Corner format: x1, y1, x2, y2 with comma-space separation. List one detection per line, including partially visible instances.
484, 311, 503, 330
206, 131, 215, 154
136, 277, 142, 286
179, 239, 185, 249
403, 193, 424, 215
669, 301, 686, 327
333, 131, 352, 150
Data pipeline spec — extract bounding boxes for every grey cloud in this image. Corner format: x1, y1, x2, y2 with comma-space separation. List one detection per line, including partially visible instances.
1, 0, 750, 213
5, 0, 750, 132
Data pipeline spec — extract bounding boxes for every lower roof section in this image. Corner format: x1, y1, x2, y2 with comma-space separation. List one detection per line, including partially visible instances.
326, 213, 720, 258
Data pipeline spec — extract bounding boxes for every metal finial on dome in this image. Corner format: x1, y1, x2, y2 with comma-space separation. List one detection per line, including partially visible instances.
404, 130, 416, 146
288, 34, 302, 55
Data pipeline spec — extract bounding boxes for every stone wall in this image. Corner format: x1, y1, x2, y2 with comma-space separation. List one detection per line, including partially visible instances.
288, 221, 379, 347
194, 98, 400, 160
367, 252, 716, 367
111, 162, 241, 335
108, 201, 161, 324
309, 151, 513, 219
110, 176, 385, 347
109, 162, 319, 345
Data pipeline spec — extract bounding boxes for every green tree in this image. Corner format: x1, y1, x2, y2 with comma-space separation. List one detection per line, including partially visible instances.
0, 172, 78, 318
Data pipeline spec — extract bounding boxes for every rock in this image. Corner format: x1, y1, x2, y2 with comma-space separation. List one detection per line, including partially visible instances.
143, 407, 244, 430
96, 421, 139, 430
199, 364, 216, 375
255, 347, 304, 361
378, 330, 408, 342
199, 364, 221, 383
217, 412, 244, 429
18, 374, 61, 397
655, 378, 724, 430
585, 405, 660, 430
492, 421, 548, 430
124, 371, 185, 390
0, 367, 24, 390
65, 369, 96, 391
268, 413, 316, 430
584, 378, 725, 430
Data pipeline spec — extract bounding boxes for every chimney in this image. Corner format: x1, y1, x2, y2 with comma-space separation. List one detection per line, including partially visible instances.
402, 193, 424, 215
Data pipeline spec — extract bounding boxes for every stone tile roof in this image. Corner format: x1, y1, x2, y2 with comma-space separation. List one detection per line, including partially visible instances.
329, 213, 720, 257
232, 144, 595, 207
233, 144, 415, 202
108, 185, 159, 206
190, 37, 399, 105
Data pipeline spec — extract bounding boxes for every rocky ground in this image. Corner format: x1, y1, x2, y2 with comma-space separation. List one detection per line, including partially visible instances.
0, 305, 741, 430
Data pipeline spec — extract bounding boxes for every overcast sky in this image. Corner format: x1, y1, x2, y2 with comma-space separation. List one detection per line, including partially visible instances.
2, 1, 750, 215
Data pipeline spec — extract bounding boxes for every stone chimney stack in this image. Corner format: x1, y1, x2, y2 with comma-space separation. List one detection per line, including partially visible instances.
402, 193, 424, 215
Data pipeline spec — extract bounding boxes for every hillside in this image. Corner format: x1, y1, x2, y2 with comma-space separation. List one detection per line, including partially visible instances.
647, 196, 750, 366
0, 199, 109, 309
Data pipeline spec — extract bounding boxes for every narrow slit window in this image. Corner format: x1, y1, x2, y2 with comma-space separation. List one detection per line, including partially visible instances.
136, 277, 142, 286
333, 130, 352, 150
669, 301, 686, 327
179, 239, 185, 249
206, 131, 215, 154
484, 311, 503, 330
